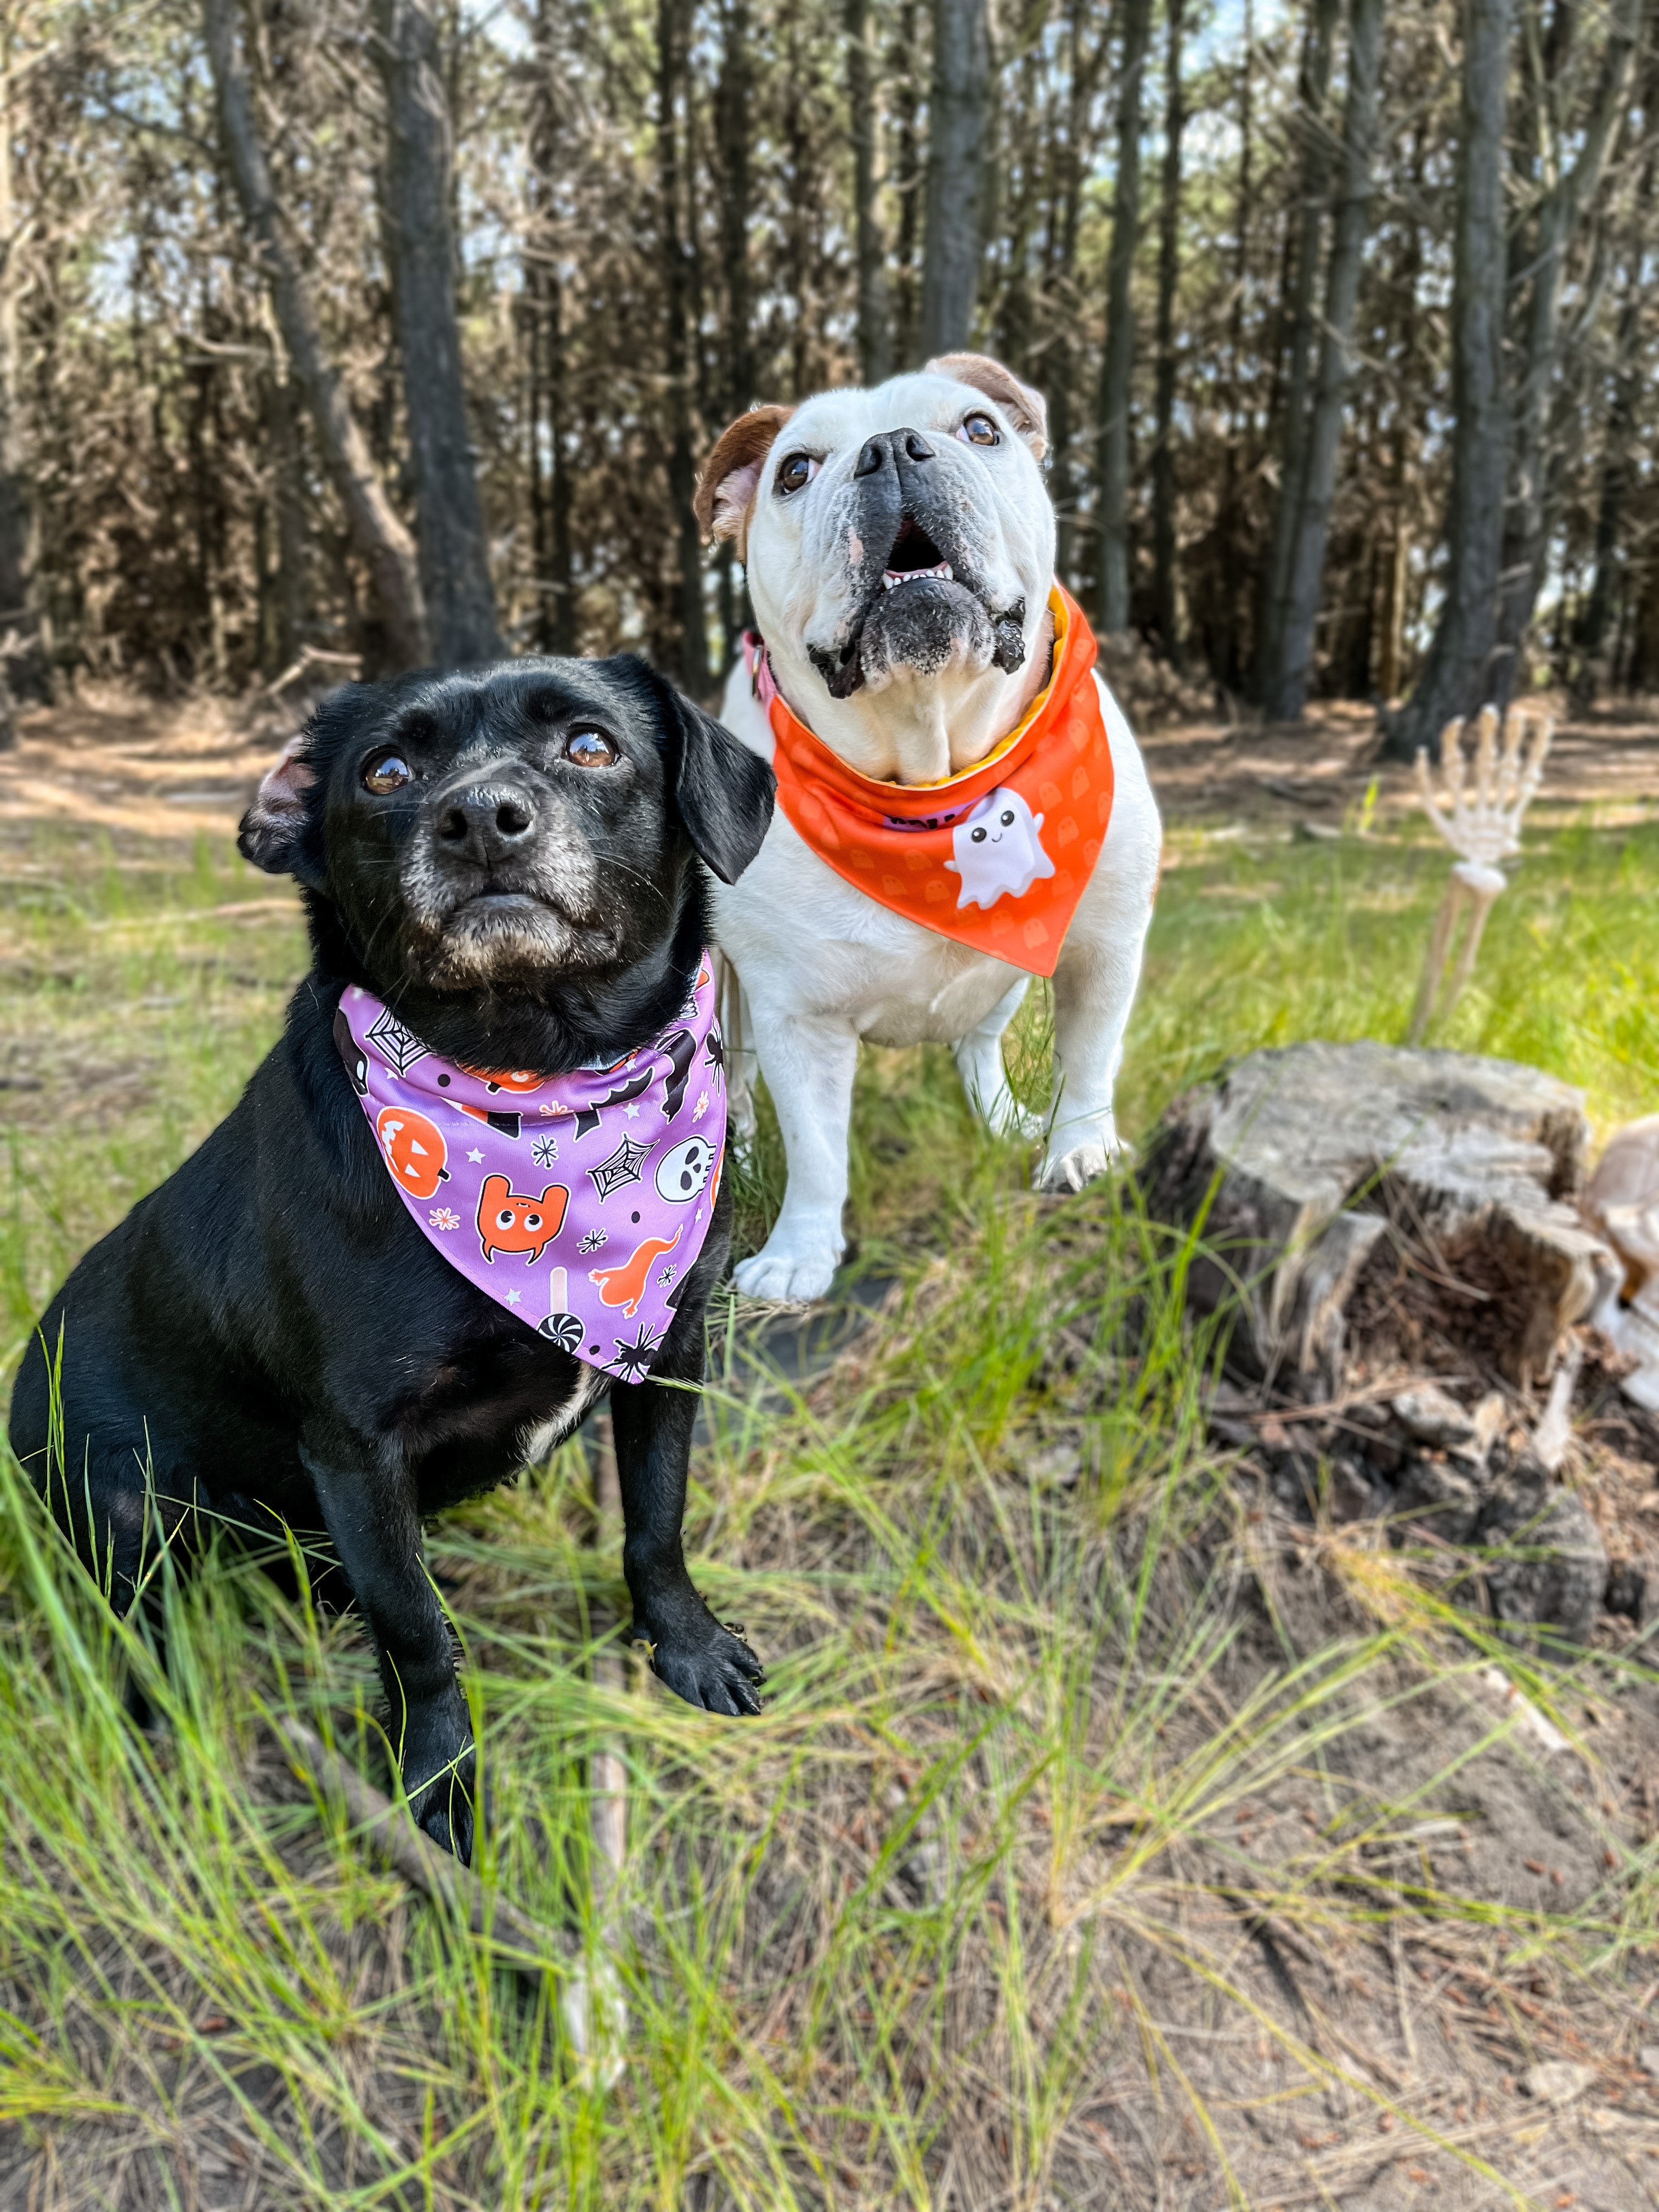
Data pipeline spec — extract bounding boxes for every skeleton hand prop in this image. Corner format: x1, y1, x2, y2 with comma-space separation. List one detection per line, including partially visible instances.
1406, 703, 1552, 1046
1415, 702, 1553, 883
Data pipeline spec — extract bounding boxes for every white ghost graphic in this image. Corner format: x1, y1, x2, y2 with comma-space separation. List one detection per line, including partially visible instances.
944, 788, 1057, 910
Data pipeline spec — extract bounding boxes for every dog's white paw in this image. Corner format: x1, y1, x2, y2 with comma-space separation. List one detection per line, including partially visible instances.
1034, 1138, 1130, 1195
732, 1243, 841, 1302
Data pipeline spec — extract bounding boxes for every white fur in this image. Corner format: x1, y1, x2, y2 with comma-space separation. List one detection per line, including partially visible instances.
710, 367, 1162, 1302
516, 1362, 607, 1469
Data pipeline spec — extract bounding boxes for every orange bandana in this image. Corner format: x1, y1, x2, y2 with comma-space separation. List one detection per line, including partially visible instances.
750, 585, 1111, 978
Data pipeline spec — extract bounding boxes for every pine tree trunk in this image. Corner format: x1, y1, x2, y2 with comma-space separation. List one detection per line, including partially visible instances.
1381, 0, 1511, 762
1489, 0, 1639, 696
1261, 0, 1385, 723
204, 0, 429, 670
889, 0, 924, 369
714, 0, 752, 665
921, 0, 989, 357
257, 368, 306, 676
1211, 0, 1255, 692
0, 6, 42, 715
1048, 0, 1103, 590
1097, 0, 1152, 636
527, 0, 575, 655
847, 0, 891, 384
1576, 40, 1656, 698
1150, 0, 1184, 664
658, 0, 708, 696
716, 0, 752, 417
1255, 0, 1341, 705
376, 0, 501, 667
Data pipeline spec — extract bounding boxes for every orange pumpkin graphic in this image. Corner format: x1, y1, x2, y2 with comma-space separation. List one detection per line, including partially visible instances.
460, 1063, 545, 1094
375, 1106, 448, 1200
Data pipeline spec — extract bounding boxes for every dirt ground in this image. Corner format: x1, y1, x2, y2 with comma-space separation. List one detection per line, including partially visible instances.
5, 680, 1659, 868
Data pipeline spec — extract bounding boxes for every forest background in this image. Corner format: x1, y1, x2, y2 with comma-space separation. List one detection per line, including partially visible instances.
0, 0, 1656, 764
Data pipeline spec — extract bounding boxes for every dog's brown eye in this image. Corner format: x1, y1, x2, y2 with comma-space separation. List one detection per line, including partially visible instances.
957, 413, 1000, 448
566, 729, 617, 769
363, 752, 411, 794
775, 451, 820, 495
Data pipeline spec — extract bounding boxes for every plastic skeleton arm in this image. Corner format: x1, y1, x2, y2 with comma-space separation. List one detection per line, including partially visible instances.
1406, 703, 1552, 1046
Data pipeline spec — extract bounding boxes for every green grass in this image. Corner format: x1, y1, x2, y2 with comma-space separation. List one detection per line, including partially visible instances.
2, 807, 1657, 2206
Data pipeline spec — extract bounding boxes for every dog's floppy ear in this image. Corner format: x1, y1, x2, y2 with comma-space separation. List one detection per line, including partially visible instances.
239, 684, 374, 888
694, 404, 795, 558
239, 730, 326, 888
631, 661, 776, 885
926, 352, 1048, 461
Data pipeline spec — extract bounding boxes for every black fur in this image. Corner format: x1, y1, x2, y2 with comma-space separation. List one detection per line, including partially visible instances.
8, 653, 776, 1863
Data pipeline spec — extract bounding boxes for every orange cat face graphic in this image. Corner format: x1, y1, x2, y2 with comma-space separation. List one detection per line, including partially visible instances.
476, 1174, 568, 1263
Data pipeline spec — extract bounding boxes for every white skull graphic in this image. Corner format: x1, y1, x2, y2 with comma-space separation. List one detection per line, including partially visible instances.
655, 1135, 716, 1203
944, 788, 1056, 911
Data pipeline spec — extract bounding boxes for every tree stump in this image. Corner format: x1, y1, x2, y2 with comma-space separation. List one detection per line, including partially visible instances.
1141, 1042, 1627, 1646
1143, 1040, 1611, 1399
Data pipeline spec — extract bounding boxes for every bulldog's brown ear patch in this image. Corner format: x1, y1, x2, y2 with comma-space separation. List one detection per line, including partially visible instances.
926, 353, 1048, 461
695, 404, 795, 553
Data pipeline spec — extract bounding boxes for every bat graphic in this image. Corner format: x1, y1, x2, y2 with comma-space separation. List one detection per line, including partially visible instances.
572, 1065, 654, 1139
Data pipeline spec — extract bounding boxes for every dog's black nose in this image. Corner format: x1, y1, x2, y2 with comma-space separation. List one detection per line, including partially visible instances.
436, 783, 538, 866
854, 427, 935, 478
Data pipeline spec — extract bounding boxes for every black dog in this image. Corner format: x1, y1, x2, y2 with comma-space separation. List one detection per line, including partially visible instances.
8, 655, 776, 1861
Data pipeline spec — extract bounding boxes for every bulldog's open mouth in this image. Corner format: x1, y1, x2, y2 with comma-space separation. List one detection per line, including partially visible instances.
810, 510, 1026, 702
881, 518, 953, 593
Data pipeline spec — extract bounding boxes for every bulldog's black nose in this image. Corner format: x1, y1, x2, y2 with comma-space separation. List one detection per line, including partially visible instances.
436, 782, 538, 867
854, 427, 936, 478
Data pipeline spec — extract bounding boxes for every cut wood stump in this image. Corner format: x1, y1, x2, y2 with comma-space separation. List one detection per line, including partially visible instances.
1142, 1040, 1611, 1398
1141, 1042, 1628, 1647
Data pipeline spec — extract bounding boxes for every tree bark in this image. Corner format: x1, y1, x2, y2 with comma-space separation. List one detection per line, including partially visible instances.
1047, 0, 1107, 589
376, 0, 501, 667
920, 0, 989, 358
1151, 0, 1185, 663
0, 5, 42, 716
1382, 0, 1512, 761
1489, 0, 1639, 695
527, 0, 574, 653
258, 368, 306, 676
204, 0, 429, 670
1255, 0, 1341, 704
847, 0, 891, 384
888, 0, 925, 371
713, 0, 752, 665
1261, 0, 1385, 723
657, 0, 708, 695
1576, 37, 1657, 695
1096, 0, 1152, 636
1210, 0, 1255, 691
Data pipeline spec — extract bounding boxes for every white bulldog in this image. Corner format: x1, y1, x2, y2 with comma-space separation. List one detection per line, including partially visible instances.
696, 352, 1161, 1301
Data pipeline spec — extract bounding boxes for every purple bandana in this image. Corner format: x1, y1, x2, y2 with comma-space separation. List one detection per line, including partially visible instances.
332, 955, 726, 1382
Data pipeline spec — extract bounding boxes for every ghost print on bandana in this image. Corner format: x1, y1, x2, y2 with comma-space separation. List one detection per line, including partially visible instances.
944, 788, 1057, 911
337, 953, 726, 1382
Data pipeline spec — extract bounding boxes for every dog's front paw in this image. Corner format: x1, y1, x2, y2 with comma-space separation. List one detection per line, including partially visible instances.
1035, 1137, 1131, 1195
634, 1592, 765, 1718
404, 1723, 481, 1864
732, 1242, 840, 1301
